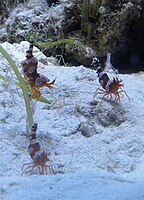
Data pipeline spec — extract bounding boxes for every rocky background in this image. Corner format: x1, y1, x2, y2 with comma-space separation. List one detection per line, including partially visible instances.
0, 0, 144, 72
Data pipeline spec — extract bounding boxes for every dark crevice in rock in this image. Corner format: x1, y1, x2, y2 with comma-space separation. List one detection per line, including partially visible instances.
113, 14, 144, 73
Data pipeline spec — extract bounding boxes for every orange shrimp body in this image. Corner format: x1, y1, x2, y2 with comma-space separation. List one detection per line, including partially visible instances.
21, 41, 55, 99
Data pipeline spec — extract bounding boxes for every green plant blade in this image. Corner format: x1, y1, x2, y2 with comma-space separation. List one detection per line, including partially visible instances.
0, 45, 33, 129
0, 75, 10, 82
0, 75, 51, 104
34, 39, 81, 48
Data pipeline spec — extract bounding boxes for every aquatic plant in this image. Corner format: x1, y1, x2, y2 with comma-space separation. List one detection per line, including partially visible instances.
0, 44, 33, 129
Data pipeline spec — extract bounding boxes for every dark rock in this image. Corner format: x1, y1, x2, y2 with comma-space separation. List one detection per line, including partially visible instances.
1, 0, 144, 72
79, 122, 99, 137
64, 41, 97, 66
76, 103, 126, 131
96, 107, 126, 127
0, 0, 26, 24
0, 2, 8, 24
63, 1, 81, 34
47, 0, 60, 7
